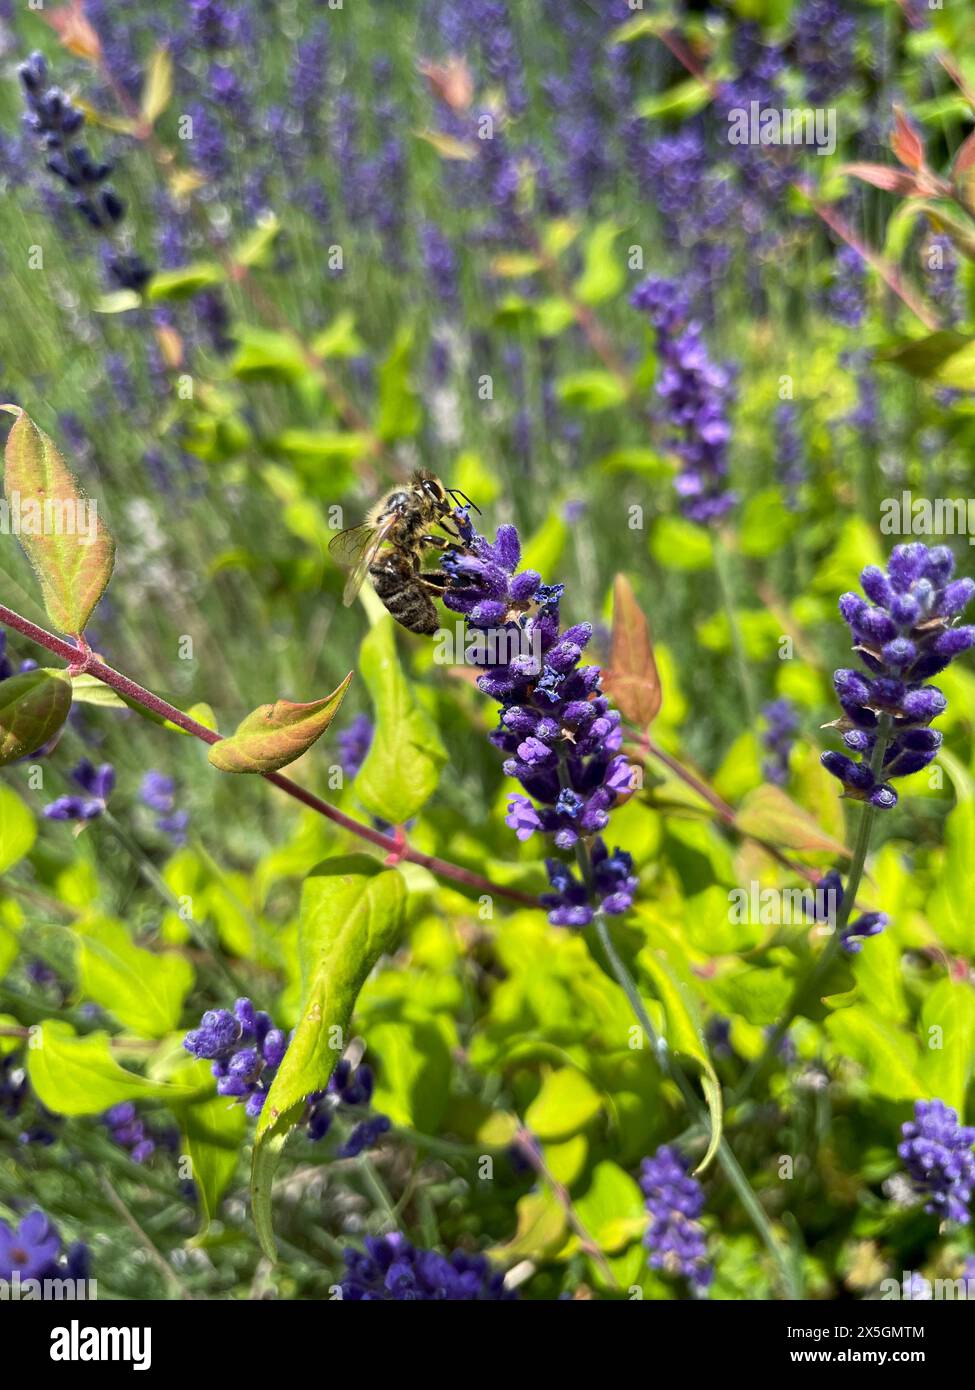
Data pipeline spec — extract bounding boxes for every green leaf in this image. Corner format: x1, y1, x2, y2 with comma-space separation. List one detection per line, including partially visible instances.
919, 978, 975, 1113
649, 515, 714, 571
231, 327, 308, 381
639, 943, 723, 1173
208, 673, 352, 773
611, 12, 679, 44
927, 798, 975, 955
0, 669, 72, 765
69, 673, 127, 708
824, 1007, 925, 1102
27, 1021, 195, 1115
489, 1189, 567, 1264
146, 263, 224, 302
377, 328, 422, 441
76, 916, 194, 1037
310, 310, 365, 360
573, 222, 624, 306
876, 331, 975, 389
637, 77, 711, 121
140, 45, 173, 126
368, 1016, 452, 1133
0, 782, 36, 874
571, 1161, 646, 1253
233, 212, 280, 269
272, 429, 371, 465
1, 407, 115, 634
178, 1072, 248, 1231
740, 490, 799, 557
557, 369, 628, 412
356, 618, 447, 824
251, 856, 406, 1258
525, 1067, 603, 1141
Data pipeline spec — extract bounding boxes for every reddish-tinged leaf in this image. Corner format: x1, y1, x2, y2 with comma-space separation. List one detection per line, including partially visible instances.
603, 573, 661, 731
2, 407, 115, 636
735, 785, 850, 858
0, 669, 72, 766
891, 106, 925, 173
841, 162, 923, 196
953, 129, 975, 177
208, 673, 353, 774
418, 56, 473, 112
42, 0, 102, 60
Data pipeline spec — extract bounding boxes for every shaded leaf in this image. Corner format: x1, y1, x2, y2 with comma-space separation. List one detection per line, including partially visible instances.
603, 573, 661, 731
0, 668, 72, 765
841, 162, 925, 195
177, 1073, 248, 1232
376, 328, 422, 441
735, 785, 850, 857
208, 673, 352, 773
2, 407, 115, 635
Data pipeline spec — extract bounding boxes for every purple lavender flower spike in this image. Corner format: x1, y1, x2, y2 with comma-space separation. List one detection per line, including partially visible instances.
821, 543, 973, 809
631, 277, 737, 525
898, 1100, 975, 1224
640, 1145, 712, 1292
442, 514, 638, 927
44, 760, 115, 823
804, 869, 888, 954
340, 1233, 514, 1300
761, 698, 798, 786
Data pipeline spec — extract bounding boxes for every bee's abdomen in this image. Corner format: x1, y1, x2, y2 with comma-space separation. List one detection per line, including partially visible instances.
369, 556, 438, 635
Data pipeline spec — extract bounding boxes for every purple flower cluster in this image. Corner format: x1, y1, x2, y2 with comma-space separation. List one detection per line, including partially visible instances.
140, 771, 189, 845
761, 698, 798, 786
183, 1000, 389, 1148
44, 761, 115, 822
183, 997, 287, 1119
336, 714, 374, 780
340, 1233, 513, 1300
899, 1099, 975, 1224
822, 544, 974, 809
101, 1101, 176, 1164
631, 277, 736, 525
804, 869, 887, 954
305, 1059, 390, 1157
794, 0, 858, 103
640, 1146, 712, 1292
825, 245, 867, 328
0, 1210, 89, 1284
442, 518, 638, 927
18, 51, 151, 292
774, 402, 805, 510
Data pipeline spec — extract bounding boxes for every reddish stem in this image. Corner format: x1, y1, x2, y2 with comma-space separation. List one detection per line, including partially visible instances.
0, 602, 540, 909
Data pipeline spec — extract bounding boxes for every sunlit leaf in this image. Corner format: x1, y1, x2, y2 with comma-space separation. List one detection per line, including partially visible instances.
208, 673, 353, 773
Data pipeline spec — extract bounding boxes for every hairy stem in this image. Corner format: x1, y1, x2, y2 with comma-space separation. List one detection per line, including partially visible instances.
0, 602, 540, 909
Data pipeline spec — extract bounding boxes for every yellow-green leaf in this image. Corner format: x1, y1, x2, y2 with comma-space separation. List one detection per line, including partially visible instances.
2, 407, 115, 635
209, 673, 352, 773
140, 45, 173, 126
0, 782, 36, 873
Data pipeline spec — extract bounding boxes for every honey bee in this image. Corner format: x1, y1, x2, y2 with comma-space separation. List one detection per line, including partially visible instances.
328, 470, 478, 635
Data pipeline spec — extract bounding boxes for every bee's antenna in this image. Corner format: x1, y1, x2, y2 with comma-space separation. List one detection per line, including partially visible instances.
448, 488, 481, 515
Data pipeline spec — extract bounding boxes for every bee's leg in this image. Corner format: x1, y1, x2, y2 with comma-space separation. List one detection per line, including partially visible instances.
418, 570, 449, 595
420, 533, 450, 551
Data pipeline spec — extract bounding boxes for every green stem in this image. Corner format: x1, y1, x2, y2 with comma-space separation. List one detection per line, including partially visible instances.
593, 914, 800, 1298
713, 531, 758, 729
733, 715, 894, 1104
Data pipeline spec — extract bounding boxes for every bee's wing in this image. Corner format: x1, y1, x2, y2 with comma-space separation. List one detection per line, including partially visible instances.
328, 516, 397, 606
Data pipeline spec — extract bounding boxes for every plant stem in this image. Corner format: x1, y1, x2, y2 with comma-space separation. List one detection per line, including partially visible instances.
592, 912, 800, 1298
0, 602, 540, 910
732, 716, 894, 1104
